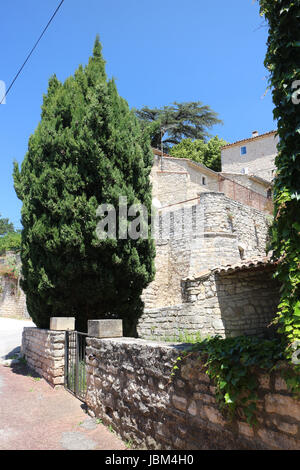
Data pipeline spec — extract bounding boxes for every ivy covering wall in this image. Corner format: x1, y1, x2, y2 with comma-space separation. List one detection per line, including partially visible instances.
259, 0, 300, 356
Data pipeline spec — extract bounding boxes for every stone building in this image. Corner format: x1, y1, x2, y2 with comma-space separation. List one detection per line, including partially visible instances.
221, 130, 278, 182
137, 133, 279, 340
9, 131, 280, 334
151, 147, 273, 212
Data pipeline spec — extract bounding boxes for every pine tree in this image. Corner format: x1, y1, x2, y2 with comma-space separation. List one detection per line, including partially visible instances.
13, 36, 155, 336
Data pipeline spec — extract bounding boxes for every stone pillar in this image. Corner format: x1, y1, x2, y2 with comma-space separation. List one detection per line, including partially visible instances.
88, 319, 123, 338
50, 317, 75, 331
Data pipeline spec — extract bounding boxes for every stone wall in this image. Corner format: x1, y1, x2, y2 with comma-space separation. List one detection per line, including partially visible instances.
138, 265, 280, 340
0, 254, 29, 319
22, 327, 65, 387
85, 337, 300, 450
0, 276, 29, 318
142, 192, 271, 310
151, 155, 218, 209
151, 153, 272, 212
218, 175, 272, 213
220, 172, 270, 197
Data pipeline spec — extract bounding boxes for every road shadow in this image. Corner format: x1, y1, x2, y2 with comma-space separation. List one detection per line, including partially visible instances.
7, 356, 42, 380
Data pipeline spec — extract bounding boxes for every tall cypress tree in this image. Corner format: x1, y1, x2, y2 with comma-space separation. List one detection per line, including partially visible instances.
13, 36, 155, 335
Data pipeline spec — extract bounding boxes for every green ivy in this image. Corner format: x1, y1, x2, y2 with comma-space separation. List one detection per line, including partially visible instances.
171, 335, 299, 426
258, 0, 300, 360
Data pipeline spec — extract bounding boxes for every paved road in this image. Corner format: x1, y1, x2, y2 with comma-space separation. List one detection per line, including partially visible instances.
0, 318, 35, 359
0, 363, 126, 450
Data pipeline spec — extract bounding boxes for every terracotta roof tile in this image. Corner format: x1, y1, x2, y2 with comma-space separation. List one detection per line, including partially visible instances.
186, 255, 279, 281
212, 256, 278, 276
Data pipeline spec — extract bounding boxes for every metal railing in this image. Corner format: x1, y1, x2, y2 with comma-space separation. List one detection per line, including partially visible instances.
64, 331, 88, 402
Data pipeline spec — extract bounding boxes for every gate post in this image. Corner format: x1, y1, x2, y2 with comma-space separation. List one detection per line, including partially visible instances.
49, 317, 75, 392
87, 319, 123, 338
50, 317, 75, 331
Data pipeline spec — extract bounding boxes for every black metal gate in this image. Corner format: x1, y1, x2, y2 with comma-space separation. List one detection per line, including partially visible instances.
65, 331, 88, 401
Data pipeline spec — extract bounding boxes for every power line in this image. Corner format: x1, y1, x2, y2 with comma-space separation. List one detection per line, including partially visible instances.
0, 0, 65, 104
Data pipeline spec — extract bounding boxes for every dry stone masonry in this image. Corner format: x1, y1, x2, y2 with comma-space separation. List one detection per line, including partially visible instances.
146, 192, 271, 306
85, 337, 300, 450
22, 327, 65, 387
139, 191, 276, 340
0, 275, 28, 318
21, 328, 300, 450
139, 263, 280, 340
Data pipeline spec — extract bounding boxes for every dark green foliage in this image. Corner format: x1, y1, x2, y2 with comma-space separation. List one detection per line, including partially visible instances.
135, 101, 222, 151
0, 214, 21, 254
13, 36, 155, 335
169, 136, 228, 172
0, 232, 21, 255
258, 1, 300, 354
0, 213, 14, 236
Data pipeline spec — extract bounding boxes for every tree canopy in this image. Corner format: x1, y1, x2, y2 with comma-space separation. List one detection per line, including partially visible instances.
0, 214, 14, 237
0, 214, 21, 255
13, 36, 156, 335
135, 101, 222, 151
169, 136, 228, 172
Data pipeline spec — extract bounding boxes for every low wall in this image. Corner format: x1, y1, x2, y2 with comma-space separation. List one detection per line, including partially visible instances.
85, 337, 300, 450
22, 327, 65, 387
21, 329, 300, 450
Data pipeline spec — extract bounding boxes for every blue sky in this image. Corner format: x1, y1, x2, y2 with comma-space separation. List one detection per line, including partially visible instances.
0, 0, 275, 230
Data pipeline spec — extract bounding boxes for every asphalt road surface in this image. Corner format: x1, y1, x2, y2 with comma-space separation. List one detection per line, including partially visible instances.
0, 318, 35, 359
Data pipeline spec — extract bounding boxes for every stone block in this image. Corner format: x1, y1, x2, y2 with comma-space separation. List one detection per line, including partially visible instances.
265, 394, 300, 421
50, 317, 75, 331
203, 406, 226, 426
88, 319, 123, 338
172, 394, 187, 412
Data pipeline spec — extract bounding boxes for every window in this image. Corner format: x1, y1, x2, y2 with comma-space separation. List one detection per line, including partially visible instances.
240, 146, 247, 156
267, 188, 272, 199
202, 176, 206, 185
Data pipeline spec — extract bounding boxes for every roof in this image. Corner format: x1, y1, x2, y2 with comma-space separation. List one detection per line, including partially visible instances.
152, 148, 273, 189
152, 147, 219, 177
184, 255, 278, 281
220, 172, 273, 188
212, 256, 278, 276
221, 131, 277, 150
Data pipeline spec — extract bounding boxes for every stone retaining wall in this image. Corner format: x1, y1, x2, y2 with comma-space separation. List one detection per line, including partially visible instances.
138, 266, 280, 340
85, 337, 300, 450
22, 327, 65, 387
21, 330, 300, 449
0, 276, 29, 318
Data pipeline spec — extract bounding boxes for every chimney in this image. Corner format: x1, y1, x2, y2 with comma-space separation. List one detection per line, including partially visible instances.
252, 130, 259, 138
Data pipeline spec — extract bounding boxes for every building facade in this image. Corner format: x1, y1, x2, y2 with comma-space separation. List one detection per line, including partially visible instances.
221, 130, 279, 182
